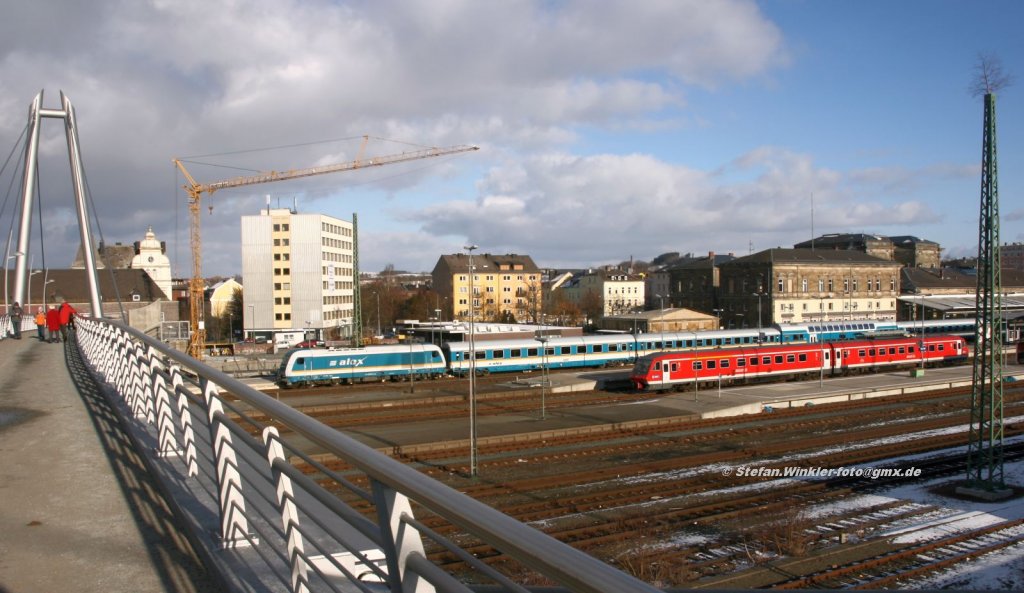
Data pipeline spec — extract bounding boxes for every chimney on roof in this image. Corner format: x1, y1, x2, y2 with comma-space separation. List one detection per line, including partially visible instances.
709, 251, 715, 260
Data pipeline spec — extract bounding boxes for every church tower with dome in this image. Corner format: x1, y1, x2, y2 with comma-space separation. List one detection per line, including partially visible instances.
130, 226, 172, 299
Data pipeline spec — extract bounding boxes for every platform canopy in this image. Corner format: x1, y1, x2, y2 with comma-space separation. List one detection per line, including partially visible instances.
898, 292, 1024, 316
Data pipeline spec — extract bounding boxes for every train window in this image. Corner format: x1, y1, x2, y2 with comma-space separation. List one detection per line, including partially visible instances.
475, 351, 487, 360
654, 341, 662, 349
938, 344, 945, 351
562, 347, 572, 355
671, 362, 679, 372
654, 361, 662, 371
858, 349, 866, 357
295, 357, 305, 366
786, 354, 795, 363
928, 345, 936, 352
763, 356, 771, 365
824, 351, 830, 360
737, 358, 746, 367
869, 348, 875, 356
510, 350, 521, 358
528, 348, 538, 356
493, 351, 505, 359
898, 347, 905, 354
707, 360, 717, 370
749, 357, 757, 366
692, 361, 702, 370
545, 348, 555, 356
798, 354, 807, 362
908, 346, 915, 354
721, 360, 730, 368
774, 355, 783, 364
888, 347, 896, 355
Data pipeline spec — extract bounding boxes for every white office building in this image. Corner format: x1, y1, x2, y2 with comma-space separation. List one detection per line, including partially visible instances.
241, 208, 355, 340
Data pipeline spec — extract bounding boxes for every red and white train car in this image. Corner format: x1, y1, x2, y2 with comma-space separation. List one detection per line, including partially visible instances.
630, 335, 967, 392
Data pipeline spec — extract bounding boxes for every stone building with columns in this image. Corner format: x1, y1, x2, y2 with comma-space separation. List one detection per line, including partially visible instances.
714, 248, 903, 329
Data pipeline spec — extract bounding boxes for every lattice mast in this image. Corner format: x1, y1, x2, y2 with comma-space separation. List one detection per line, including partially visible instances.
966, 58, 1009, 491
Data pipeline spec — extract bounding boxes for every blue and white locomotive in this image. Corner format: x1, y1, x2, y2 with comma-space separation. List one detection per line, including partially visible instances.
276, 344, 446, 386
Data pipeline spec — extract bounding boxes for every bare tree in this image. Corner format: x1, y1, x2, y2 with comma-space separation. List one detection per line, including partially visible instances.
971, 54, 1012, 97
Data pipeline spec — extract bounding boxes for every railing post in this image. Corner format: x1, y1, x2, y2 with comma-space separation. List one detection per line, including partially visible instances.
202, 377, 255, 548
371, 480, 433, 593
171, 365, 199, 477
151, 354, 183, 458
135, 343, 156, 423
263, 427, 310, 593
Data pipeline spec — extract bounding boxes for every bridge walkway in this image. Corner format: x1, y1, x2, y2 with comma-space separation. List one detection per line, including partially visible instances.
0, 334, 222, 593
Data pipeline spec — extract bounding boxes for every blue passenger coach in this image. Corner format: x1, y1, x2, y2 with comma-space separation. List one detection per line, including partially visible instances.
277, 344, 446, 386
778, 320, 901, 343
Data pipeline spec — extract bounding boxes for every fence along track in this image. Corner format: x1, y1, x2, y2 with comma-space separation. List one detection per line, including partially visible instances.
72, 317, 663, 593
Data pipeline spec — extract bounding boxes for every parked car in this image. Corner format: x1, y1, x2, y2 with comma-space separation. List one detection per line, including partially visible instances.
295, 339, 325, 348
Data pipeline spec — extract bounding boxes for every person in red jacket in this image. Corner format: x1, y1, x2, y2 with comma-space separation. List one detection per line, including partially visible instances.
58, 301, 77, 342
45, 305, 61, 343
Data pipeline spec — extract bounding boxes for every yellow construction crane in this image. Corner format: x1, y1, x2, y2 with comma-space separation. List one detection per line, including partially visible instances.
173, 136, 479, 359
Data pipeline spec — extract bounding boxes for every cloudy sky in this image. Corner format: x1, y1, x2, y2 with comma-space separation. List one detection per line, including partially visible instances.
1, 0, 1022, 278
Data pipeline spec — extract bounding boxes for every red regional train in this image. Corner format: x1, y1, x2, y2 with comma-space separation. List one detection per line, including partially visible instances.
630, 335, 968, 392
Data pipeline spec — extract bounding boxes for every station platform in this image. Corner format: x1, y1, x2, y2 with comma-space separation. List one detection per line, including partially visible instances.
0, 335, 221, 593
310, 361, 1024, 453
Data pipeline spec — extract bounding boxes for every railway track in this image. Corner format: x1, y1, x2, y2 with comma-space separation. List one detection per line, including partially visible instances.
283, 377, 1024, 588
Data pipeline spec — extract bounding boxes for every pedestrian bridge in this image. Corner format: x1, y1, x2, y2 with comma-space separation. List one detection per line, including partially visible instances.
0, 315, 663, 593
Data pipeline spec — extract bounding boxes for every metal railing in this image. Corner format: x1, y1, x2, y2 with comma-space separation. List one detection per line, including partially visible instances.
73, 316, 662, 593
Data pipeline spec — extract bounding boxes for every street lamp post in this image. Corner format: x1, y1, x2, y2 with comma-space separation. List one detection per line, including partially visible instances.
535, 333, 549, 420
28, 269, 40, 312
465, 244, 479, 477
374, 292, 381, 337
691, 330, 699, 400
752, 291, 764, 343
247, 304, 254, 341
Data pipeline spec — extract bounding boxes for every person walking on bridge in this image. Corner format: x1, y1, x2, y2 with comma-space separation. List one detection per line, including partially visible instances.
45, 305, 60, 343
9, 302, 23, 339
58, 301, 76, 342
34, 307, 46, 341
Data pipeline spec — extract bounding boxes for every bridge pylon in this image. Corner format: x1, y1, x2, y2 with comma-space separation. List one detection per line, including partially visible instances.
11, 90, 103, 317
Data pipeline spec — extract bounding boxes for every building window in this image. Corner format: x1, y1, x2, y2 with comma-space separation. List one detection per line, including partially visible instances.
801, 279, 808, 292
778, 277, 784, 292
818, 279, 824, 292
828, 278, 834, 292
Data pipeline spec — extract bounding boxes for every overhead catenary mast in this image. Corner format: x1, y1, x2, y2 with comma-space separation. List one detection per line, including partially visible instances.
959, 55, 1012, 500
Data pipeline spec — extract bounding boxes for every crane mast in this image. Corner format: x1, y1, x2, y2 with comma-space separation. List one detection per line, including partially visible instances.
174, 137, 478, 359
